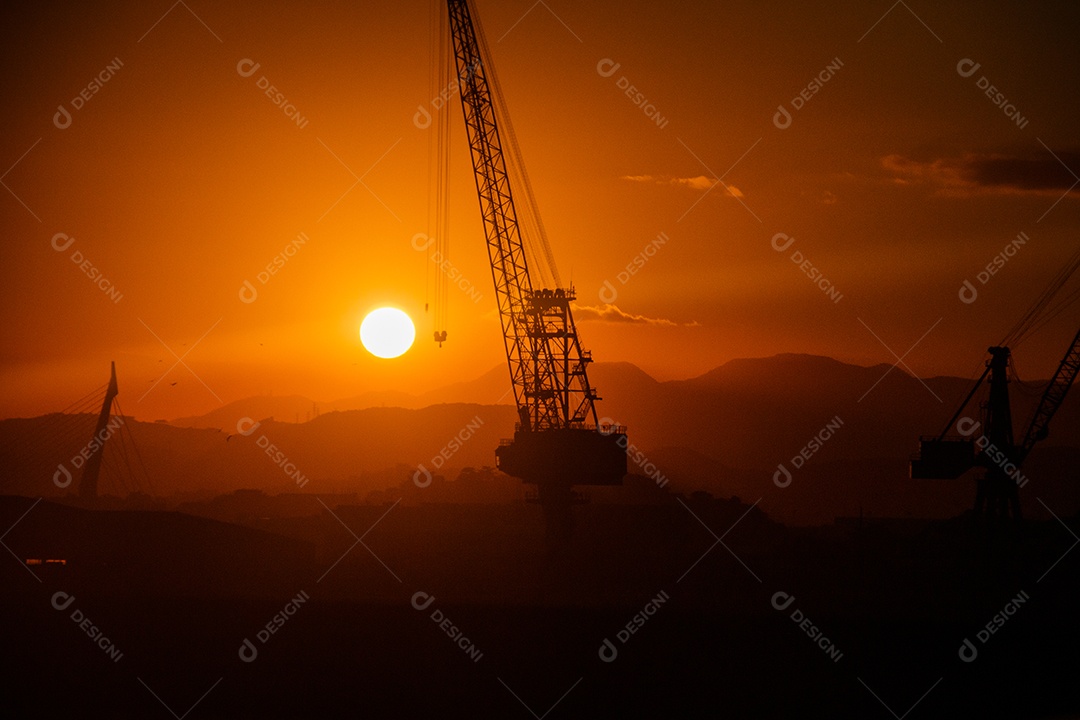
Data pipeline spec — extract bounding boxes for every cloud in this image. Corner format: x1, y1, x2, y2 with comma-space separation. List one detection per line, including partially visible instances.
881, 151, 1080, 197
622, 174, 744, 198
572, 303, 698, 327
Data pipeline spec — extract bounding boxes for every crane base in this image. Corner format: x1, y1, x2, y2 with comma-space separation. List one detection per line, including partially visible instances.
496, 428, 627, 486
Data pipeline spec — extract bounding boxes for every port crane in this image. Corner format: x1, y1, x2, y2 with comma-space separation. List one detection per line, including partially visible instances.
441, 0, 627, 539
911, 251, 1080, 520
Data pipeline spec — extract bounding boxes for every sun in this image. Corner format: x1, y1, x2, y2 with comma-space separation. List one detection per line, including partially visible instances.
360, 307, 416, 359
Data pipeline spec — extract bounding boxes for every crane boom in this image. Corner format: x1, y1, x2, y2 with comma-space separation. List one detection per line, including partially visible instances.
1018, 326, 1080, 464
446, 0, 597, 433
442, 0, 626, 534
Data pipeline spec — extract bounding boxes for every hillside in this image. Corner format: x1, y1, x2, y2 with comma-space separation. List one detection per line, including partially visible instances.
3, 354, 1077, 524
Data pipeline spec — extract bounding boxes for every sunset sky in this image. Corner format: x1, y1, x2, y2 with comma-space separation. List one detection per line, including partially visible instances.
1, 0, 1078, 420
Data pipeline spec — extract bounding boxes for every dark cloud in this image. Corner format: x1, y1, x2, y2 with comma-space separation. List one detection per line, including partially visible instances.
882, 151, 1080, 196
963, 154, 1079, 191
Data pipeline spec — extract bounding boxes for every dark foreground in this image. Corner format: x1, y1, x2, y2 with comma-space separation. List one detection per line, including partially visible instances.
3, 494, 1078, 718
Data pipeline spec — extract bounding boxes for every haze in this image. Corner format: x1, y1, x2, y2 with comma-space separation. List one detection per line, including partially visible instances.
1, 0, 1078, 423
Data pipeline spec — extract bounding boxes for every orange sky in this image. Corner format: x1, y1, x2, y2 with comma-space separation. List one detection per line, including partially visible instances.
1, 0, 1079, 420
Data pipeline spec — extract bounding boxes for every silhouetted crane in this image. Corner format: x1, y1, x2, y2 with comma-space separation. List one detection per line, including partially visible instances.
911, 250, 1080, 520
443, 0, 627, 541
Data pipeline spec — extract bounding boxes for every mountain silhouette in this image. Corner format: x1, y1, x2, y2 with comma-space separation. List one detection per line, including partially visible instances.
3, 354, 1075, 524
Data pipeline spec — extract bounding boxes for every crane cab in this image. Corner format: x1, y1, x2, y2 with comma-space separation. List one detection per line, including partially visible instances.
910, 436, 975, 479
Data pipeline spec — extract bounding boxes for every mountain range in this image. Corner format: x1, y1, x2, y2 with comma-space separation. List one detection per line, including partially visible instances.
2, 354, 1076, 525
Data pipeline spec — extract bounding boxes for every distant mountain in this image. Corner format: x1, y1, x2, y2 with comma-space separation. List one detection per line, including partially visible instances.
0, 404, 517, 500
170, 366, 514, 428
325, 364, 511, 412
592, 353, 1079, 468
3, 353, 1076, 525
171, 394, 321, 429
595, 354, 1079, 523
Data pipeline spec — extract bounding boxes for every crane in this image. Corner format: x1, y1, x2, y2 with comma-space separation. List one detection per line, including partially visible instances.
911, 249, 1080, 520
1018, 327, 1080, 463
442, 0, 627, 540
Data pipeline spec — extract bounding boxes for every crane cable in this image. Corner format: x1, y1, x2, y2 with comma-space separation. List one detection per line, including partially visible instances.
1009, 355, 1047, 396
939, 246, 1080, 434
1019, 281, 1080, 348
470, 0, 561, 290
426, 0, 451, 346
1006, 255, 1080, 399
1000, 246, 1080, 417
423, 0, 434, 326
999, 245, 1080, 349
436, 0, 451, 343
